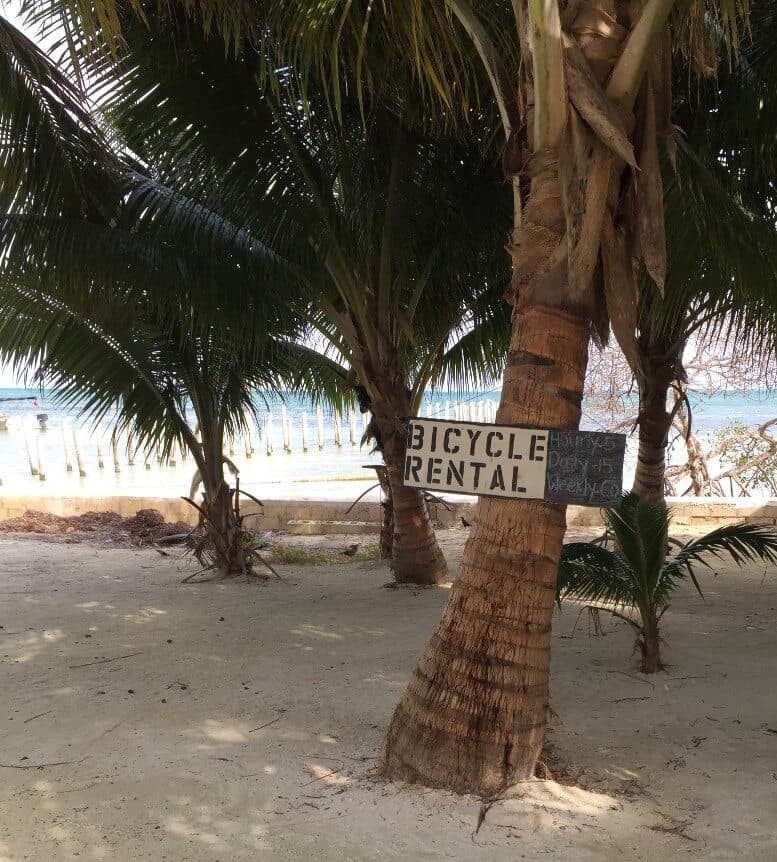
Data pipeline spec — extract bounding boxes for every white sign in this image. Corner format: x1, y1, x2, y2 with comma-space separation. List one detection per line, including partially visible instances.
404, 418, 549, 499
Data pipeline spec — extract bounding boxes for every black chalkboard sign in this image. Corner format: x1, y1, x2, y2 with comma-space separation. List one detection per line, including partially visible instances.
544, 430, 626, 506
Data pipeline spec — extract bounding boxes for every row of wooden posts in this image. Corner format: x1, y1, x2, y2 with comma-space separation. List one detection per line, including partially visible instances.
5, 398, 499, 483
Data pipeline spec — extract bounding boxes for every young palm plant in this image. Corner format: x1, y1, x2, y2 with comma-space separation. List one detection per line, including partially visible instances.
557, 494, 777, 672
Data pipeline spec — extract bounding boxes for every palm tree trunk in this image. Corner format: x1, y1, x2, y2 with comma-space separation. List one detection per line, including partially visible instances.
382, 304, 590, 792
374, 466, 394, 560
198, 455, 246, 577
640, 607, 663, 673
372, 402, 448, 585
633, 349, 675, 501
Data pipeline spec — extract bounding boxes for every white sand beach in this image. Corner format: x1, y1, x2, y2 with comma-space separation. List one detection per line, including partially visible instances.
0, 530, 775, 861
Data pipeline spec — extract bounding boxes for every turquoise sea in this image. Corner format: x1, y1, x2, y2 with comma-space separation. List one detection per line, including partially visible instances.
0, 386, 775, 496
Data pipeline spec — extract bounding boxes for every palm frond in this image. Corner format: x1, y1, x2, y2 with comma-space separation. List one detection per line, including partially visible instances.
644, 6, 777, 355
652, 134, 777, 352
431, 293, 510, 397
270, 341, 351, 411
0, 13, 118, 218
557, 542, 636, 611
0, 201, 309, 465
660, 522, 777, 604
605, 494, 670, 591
83, 14, 512, 396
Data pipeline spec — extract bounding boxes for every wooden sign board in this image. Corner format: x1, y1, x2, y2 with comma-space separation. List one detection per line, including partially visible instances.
403, 418, 625, 507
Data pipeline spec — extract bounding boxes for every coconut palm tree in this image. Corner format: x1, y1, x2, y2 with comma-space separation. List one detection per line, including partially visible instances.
0, 197, 346, 577
557, 494, 777, 672
0, 15, 347, 577
66, 16, 513, 585
627, 11, 777, 500
19, 0, 761, 792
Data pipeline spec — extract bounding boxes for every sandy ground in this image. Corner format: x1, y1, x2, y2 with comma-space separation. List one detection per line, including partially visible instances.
0, 530, 776, 861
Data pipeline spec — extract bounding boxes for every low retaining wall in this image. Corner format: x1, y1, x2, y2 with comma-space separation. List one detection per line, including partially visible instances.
1, 493, 776, 535
0, 494, 383, 532
0, 495, 198, 525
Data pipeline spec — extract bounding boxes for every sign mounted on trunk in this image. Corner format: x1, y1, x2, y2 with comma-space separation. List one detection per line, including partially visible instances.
403, 418, 625, 507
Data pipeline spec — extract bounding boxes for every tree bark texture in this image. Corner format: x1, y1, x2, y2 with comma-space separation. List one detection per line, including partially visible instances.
672, 394, 714, 496
371, 392, 449, 585
381, 305, 589, 792
374, 465, 395, 560
640, 608, 664, 673
195, 457, 248, 578
382, 0, 669, 794
632, 347, 676, 500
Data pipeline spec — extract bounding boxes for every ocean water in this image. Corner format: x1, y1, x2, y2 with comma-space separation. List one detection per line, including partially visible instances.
0, 386, 775, 498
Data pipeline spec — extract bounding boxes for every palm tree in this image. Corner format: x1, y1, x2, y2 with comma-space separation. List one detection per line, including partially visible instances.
71, 17, 512, 585
22, 0, 757, 792
0, 202, 347, 577
628, 15, 777, 500
557, 494, 777, 672
0, 15, 345, 577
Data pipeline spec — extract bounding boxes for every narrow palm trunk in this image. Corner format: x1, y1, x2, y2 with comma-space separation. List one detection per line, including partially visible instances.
633, 350, 675, 501
373, 403, 448, 585
198, 456, 247, 577
374, 466, 394, 560
640, 607, 663, 673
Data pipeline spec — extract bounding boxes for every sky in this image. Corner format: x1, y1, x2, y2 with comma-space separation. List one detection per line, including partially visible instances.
0, 367, 21, 388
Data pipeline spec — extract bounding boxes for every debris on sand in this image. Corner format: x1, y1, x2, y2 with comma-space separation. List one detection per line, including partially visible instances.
0, 508, 193, 546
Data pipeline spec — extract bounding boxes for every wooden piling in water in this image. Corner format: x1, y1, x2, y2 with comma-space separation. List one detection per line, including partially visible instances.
316, 406, 324, 450
333, 411, 342, 447
23, 426, 37, 477
301, 412, 309, 452
62, 424, 73, 472
72, 428, 86, 477
35, 433, 45, 481
282, 406, 291, 453
349, 408, 357, 445
265, 412, 273, 455
127, 430, 135, 466
111, 433, 121, 473
244, 423, 253, 459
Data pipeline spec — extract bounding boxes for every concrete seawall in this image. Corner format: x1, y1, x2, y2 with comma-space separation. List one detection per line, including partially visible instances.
1, 493, 776, 534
